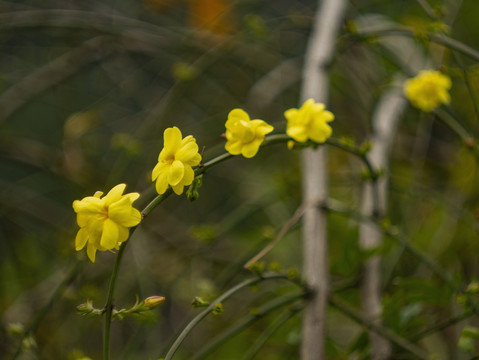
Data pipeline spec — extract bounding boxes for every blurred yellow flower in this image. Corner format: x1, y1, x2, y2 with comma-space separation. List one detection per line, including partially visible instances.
224, 109, 274, 158
152, 127, 202, 195
285, 99, 334, 143
73, 184, 141, 263
404, 70, 451, 112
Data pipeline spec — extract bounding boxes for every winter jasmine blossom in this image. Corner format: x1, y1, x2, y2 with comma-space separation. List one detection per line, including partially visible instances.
73, 184, 141, 262
152, 126, 202, 195
224, 109, 274, 158
285, 99, 334, 144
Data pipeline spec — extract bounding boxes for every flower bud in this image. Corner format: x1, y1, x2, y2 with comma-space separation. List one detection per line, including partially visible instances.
143, 296, 166, 310
192, 296, 210, 308
187, 176, 202, 202
212, 302, 224, 315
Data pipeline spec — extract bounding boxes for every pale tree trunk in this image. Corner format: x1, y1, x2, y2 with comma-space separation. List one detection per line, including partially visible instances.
300, 0, 346, 359
360, 77, 406, 360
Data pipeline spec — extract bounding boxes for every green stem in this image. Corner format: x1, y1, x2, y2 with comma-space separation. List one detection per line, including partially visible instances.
161, 273, 294, 360
192, 293, 304, 360
103, 233, 131, 360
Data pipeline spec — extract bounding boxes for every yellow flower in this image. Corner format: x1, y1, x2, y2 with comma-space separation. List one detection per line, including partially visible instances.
152, 126, 202, 195
285, 99, 334, 143
404, 70, 451, 112
224, 109, 274, 158
73, 184, 141, 263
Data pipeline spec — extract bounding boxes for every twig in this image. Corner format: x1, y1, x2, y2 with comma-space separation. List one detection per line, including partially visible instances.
243, 203, 306, 269
241, 305, 303, 360
161, 274, 294, 360
411, 310, 473, 341
191, 293, 304, 360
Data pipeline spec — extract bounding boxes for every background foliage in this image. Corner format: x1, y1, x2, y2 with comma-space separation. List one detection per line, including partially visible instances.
2, 0, 479, 359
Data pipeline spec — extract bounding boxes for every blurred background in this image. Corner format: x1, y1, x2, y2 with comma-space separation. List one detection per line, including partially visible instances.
2, 0, 479, 359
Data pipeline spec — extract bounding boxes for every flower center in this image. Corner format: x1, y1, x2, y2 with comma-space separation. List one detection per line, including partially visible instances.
100, 206, 109, 221
239, 121, 255, 143
423, 81, 440, 99
164, 154, 175, 165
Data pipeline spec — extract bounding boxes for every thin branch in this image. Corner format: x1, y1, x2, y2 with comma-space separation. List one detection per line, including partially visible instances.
161, 274, 295, 360
329, 295, 429, 359
241, 305, 302, 360
191, 293, 304, 360
411, 310, 473, 341
244, 203, 306, 269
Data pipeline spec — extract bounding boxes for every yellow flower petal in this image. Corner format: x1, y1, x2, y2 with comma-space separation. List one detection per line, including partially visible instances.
182, 166, 195, 186
77, 213, 89, 227
103, 184, 126, 206
125, 192, 140, 202
155, 171, 169, 195
152, 161, 162, 181
87, 242, 97, 263
241, 139, 262, 158
164, 126, 182, 152
287, 126, 308, 142
228, 108, 249, 122
180, 135, 195, 147
117, 226, 129, 244
252, 120, 274, 136
100, 219, 119, 250
72, 197, 103, 213
175, 141, 199, 163
109, 197, 142, 227
309, 121, 332, 143
167, 160, 185, 186
186, 153, 202, 166
171, 183, 185, 195
225, 140, 242, 155
75, 228, 88, 250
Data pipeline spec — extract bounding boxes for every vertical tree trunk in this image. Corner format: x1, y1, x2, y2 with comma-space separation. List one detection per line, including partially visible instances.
300, 1, 346, 359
